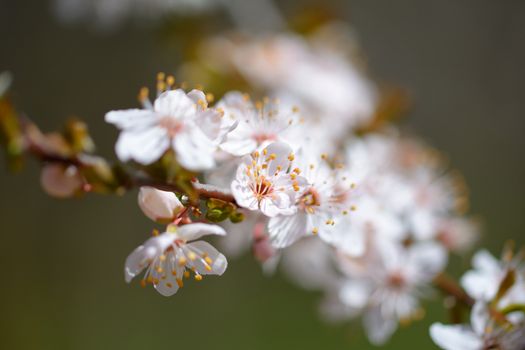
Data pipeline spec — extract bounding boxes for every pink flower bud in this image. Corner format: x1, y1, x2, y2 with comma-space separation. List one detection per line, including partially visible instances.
40, 163, 83, 198
138, 187, 184, 223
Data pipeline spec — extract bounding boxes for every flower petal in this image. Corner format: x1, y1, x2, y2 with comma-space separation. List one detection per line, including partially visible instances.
187, 240, 228, 275
429, 323, 482, 350
105, 109, 157, 129
177, 223, 226, 242
268, 212, 307, 248
153, 90, 195, 119
115, 127, 169, 164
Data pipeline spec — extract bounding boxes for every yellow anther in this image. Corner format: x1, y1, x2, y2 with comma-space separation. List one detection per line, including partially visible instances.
197, 99, 207, 109
167, 224, 177, 233
293, 185, 300, 192
152, 228, 160, 236
152, 278, 159, 284
159, 254, 166, 262
157, 81, 166, 92
138, 87, 149, 101
255, 101, 263, 110
292, 106, 300, 113
350, 183, 356, 189
288, 153, 295, 161
342, 210, 348, 215
140, 279, 147, 288
269, 153, 276, 160
188, 252, 197, 261
312, 228, 319, 235
176, 278, 184, 288
166, 282, 173, 288
195, 274, 203, 281
290, 173, 297, 180
166, 75, 175, 87
178, 257, 187, 266
350, 205, 357, 211
184, 271, 190, 279
253, 151, 260, 159
293, 168, 301, 174
309, 164, 315, 170
276, 166, 282, 172
242, 93, 250, 101
321, 153, 328, 160
205, 264, 212, 272
206, 93, 214, 103
172, 270, 177, 276
262, 164, 268, 169
156, 267, 163, 273
204, 256, 213, 265
146, 276, 154, 284
263, 148, 268, 156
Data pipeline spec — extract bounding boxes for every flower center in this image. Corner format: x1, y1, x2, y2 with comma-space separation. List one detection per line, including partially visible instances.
387, 271, 406, 289
251, 176, 274, 200
253, 132, 276, 144
159, 116, 183, 137
300, 187, 321, 214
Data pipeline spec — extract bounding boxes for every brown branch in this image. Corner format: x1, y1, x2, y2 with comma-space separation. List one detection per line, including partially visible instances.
433, 273, 474, 307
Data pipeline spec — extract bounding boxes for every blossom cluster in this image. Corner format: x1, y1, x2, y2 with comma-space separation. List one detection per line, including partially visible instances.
3, 12, 524, 348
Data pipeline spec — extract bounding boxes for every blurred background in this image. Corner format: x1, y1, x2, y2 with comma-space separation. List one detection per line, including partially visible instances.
0, 0, 524, 349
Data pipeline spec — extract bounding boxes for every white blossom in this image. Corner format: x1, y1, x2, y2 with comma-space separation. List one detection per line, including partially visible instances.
268, 151, 358, 251
217, 92, 300, 156
231, 142, 307, 217
125, 223, 227, 296
106, 88, 234, 171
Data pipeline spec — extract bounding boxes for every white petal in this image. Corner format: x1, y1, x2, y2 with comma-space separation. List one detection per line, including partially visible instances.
173, 127, 216, 171
124, 245, 148, 283
470, 301, 489, 336
259, 194, 294, 217
429, 323, 482, 350
153, 90, 195, 119
187, 240, 228, 275
262, 142, 292, 175
409, 241, 448, 278
268, 212, 307, 248
105, 109, 157, 129
231, 179, 259, 211
177, 223, 226, 241
115, 127, 169, 165
363, 307, 398, 345
339, 281, 370, 309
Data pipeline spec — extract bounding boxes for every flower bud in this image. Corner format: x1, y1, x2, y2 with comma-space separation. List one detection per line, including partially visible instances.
138, 186, 184, 223
40, 163, 83, 198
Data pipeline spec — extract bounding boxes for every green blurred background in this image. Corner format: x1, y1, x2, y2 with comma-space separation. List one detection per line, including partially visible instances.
0, 0, 524, 349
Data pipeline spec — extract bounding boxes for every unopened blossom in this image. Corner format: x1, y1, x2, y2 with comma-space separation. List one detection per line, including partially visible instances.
40, 163, 83, 198
217, 91, 300, 156
231, 142, 307, 217
105, 84, 235, 171
125, 223, 227, 296
268, 152, 358, 251
430, 302, 525, 350
138, 186, 184, 223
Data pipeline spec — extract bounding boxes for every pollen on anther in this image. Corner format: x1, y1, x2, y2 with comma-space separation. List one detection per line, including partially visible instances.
312, 228, 319, 235
195, 274, 203, 281
178, 257, 187, 266
183, 271, 190, 279
176, 278, 184, 288
140, 279, 147, 288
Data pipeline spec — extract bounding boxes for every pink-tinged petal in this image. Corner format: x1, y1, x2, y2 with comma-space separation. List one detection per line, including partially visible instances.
138, 187, 183, 222
186, 240, 228, 275
231, 179, 259, 211
152, 252, 180, 297
429, 323, 482, 350
268, 212, 307, 248
177, 223, 226, 242
105, 109, 157, 129
153, 90, 196, 119
124, 245, 148, 283
115, 127, 169, 165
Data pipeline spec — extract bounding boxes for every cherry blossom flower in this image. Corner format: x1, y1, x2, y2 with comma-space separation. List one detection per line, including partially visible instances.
231, 142, 307, 217
217, 92, 300, 156
267, 151, 358, 251
138, 186, 184, 223
125, 223, 227, 296
430, 301, 525, 350
330, 241, 447, 345
105, 87, 234, 171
